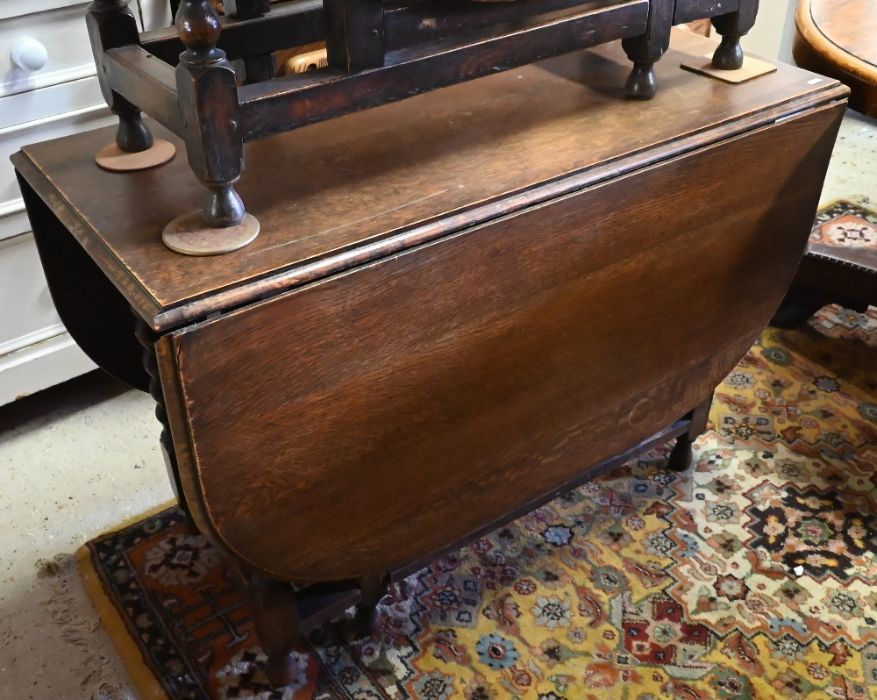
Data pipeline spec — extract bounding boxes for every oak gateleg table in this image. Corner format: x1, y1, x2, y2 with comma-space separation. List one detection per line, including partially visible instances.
13, 33, 845, 687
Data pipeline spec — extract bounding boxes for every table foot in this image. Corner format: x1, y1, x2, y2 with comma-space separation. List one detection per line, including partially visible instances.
353, 572, 389, 637
712, 35, 744, 70
625, 61, 657, 100
249, 575, 302, 688
667, 435, 693, 472
711, 1, 758, 71
667, 392, 714, 472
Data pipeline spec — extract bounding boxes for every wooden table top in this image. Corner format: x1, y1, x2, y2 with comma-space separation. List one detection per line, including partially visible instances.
795, 0, 877, 115
804, 0, 877, 71
14, 32, 845, 332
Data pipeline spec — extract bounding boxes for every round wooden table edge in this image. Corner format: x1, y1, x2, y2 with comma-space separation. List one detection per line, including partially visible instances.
795, 0, 877, 86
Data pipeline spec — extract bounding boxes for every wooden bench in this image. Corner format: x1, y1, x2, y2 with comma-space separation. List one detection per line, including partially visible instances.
86, 0, 760, 252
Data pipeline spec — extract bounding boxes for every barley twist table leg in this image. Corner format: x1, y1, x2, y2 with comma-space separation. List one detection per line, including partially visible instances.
133, 316, 186, 508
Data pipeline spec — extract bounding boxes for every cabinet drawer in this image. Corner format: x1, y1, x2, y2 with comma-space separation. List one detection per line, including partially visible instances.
0, 229, 95, 404
0, 3, 97, 98
1, 104, 114, 241
0, 232, 62, 353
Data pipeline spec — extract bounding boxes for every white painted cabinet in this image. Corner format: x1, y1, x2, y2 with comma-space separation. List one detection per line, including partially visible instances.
0, 1, 170, 405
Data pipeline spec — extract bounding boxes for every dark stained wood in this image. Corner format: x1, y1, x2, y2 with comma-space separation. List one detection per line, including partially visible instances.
354, 572, 390, 637
711, 0, 759, 70
133, 319, 187, 507
12, 34, 847, 334
804, 243, 877, 307
794, 0, 877, 116
622, 0, 673, 98
667, 392, 713, 472
776, 0, 877, 321
324, 0, 385, 72
160, 103, 843, 583
17, 33, 846, 681
384, 0, 628, 51
674, 0, 740, 24
145, 0, 631, 65
174, 0, 246, 227
89, 0, 764, 227
142, 0, 324, 66
391, 418, 691, 582
239, 1, 649, 140
87, 0, 153, 152
105, 46, 182, 136
224, 0, 272, 19
248, 575, 302, 687
242, 52, 278, 83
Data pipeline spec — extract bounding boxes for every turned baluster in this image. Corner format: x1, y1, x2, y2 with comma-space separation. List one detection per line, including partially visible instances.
87, 0, 153, 152
163, 0, 259, 255
712, 0, 760, 70
133, 317, 187, 507
622, 0, 674, 99
176, 0, 244, 227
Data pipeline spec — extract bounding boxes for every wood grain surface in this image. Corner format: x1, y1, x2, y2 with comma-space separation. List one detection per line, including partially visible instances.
673, 0, 740, 24
161, 103, 843, 582
808, 0, 877, 69
795, 0, 877, 115
14, 32, 844, 332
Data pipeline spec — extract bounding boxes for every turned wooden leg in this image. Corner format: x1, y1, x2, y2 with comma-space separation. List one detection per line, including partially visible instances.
667, 392, 713, 472
163, 0, 259, 254
249, 575, 302, 688
624, 61, 657, 100
667, 434, 693, 472
87, 1, 177, 172
87, 1, 155, 153
711, 0, 760, 70
622, 0, 673, 99
87, 1, 149, 154
353, 572, 389, 637
133, 316, 188, 510
114, 107, 153, 153
175, 0, 246, 228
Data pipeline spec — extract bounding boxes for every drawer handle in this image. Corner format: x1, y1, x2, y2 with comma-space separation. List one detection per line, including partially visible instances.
11, 37, 48, 72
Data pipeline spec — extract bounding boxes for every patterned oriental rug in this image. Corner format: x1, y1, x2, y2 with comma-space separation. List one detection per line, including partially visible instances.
79, 203, 877, 700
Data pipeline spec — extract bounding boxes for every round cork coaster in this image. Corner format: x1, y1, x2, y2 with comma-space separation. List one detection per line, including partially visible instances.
95, 139, 176, 172
162, 210, 260, 256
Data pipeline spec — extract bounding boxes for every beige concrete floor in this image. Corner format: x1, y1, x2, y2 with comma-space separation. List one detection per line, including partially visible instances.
820, 110, 877, 208
0, 108, 874, 700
